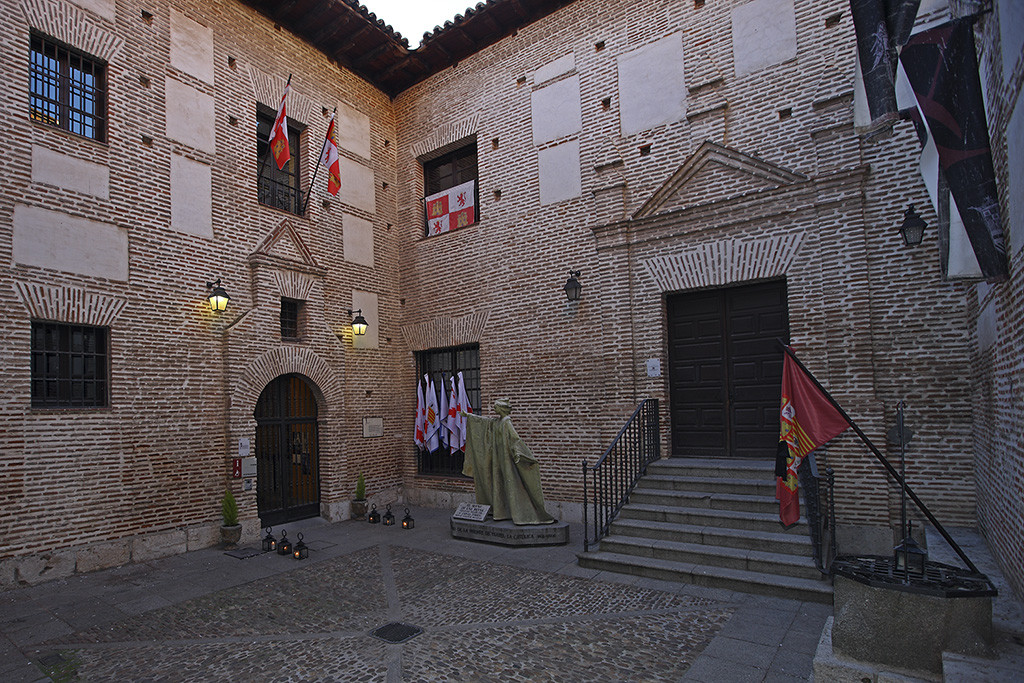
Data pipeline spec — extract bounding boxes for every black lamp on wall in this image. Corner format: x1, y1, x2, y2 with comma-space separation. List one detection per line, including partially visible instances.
899, 205, 927, 247
206, 278, 230, 311
347, 309, 368, 336
563, 270, 582, 302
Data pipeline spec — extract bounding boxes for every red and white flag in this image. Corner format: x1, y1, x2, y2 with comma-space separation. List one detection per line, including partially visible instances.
456, 371, 471, 451
446, 375, 460, 451
424, 180, 476, 236
439, 379, 449, 449
424, 375, 440, 453
319, 112, 341, 196
268, 80, 291, 170
414, 378, 425, 448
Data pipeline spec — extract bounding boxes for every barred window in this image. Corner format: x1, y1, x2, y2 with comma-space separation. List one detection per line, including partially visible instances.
257, 110, 302, 215
29, 33, 107, 141
415, 344, 480, 477
31, 321, 109, 408
280, 298, 304, 340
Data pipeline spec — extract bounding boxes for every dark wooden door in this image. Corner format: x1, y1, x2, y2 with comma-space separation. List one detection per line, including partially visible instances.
667, 280, 789, 458
255, 374, 320, 526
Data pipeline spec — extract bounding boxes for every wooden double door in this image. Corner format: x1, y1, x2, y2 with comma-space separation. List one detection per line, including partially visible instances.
255, 374, 320, 526
667, 280, 789, 459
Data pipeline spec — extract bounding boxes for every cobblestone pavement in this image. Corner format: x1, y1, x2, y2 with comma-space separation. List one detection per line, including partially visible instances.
1, 508, 833, 682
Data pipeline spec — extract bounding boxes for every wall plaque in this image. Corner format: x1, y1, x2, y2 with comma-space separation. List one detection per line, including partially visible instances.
362, 417, 384, 438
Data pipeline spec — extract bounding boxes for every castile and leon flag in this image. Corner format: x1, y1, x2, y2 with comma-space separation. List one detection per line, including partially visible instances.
424, 180, 476, 236
268, 79, 291, 171
776, 348, 850, 527
319, 112, 341, 196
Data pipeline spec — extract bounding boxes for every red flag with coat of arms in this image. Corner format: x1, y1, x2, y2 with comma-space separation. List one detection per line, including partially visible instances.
268, 80, 291, 170
776, 348, 850, 526
319, 112, 341, 196
424, 180, 476, 236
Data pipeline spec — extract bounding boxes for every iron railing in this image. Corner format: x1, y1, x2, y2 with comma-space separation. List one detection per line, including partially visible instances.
582, 399, 660, 552
799, 453, 836, 574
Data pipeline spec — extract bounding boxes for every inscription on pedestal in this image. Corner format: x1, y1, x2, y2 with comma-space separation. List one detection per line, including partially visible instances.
450, 516, 570, 546
452, 503, 491, 521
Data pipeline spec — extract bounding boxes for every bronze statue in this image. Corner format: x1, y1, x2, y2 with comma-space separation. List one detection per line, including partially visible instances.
461, 399, 554, 525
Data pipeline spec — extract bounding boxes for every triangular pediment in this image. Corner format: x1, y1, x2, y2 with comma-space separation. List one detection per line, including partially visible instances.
633, 141, 807, 219
249, 219, 320, 270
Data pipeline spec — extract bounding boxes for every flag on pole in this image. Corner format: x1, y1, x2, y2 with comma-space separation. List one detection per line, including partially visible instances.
776, 349, 850, 526
439, 378, 449, 449
424, 375, 440, 453
414, 378, 425, 448
319, 112, 341, 196
456, 371, 471, 452
899, 17, 1009, 281
446, 375, 461, 451
269, 80, 291, 170
424, 180, 476, 236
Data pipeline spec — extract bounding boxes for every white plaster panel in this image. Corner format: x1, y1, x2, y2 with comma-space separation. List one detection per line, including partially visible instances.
617, 33, 686, 136
533, 53, 575, 86
340, 157, 376, 213
948, 193, 983, 279
343, 213, 374, 267
68, 0, 114, 21
164, 78, 215, 153
336, 103, 371, 159
31, 145, 109, 199
352, 290, 379, 350
12, 204, 128, 281
170, 11, 215, 85
998, 0, 1024, 82
731, 0, 797, 77
1008, 95, 1023, 255
170, 154, 213, 238
977, 298, 996, 352
531, 75, 582, 144
538, 139, 581, 205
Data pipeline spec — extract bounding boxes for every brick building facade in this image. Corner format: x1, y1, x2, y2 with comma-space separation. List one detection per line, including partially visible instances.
0, 0, 1019, 600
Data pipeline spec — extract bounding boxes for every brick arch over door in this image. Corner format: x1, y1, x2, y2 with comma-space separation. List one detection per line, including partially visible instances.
234, 347, 343, 415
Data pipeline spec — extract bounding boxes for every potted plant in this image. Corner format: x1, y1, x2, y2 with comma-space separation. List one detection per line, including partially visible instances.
220, 488, 242, 547
351, 473, 367, 520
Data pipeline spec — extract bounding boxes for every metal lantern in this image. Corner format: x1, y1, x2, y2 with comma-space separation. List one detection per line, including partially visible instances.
292, 532, 308, 560
899, 205, 927, 247
277, 529, 292, 555
348, 309, 368, 336
563, 270, 582, 302
206, 278, 230, 311
382, 503, 395, 526
368, 503, 380, 524
894, 533, 927, 578
262, 527, 277, 552
402, 508, 414, 529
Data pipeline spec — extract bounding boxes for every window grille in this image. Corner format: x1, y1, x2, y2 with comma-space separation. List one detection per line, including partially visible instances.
415, 344, 480, 477
257, 110, 302, 215
29, 33, 106, 141
281, 299, 303, 340
30, 321, 109, 408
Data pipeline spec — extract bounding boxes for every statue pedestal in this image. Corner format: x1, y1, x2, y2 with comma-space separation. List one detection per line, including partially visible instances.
450, 516, 569, 546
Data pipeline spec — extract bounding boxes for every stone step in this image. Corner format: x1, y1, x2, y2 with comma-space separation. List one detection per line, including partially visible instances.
647, 458, 775, 477
619, 502, 806, 535
609, 518, 814, 555
577, 550, 833, 604
597, 534, 822, 581
642, 474, 775, 496
630, 487, 779, 515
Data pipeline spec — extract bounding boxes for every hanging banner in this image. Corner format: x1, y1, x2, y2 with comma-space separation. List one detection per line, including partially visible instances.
424, 180, 476, 236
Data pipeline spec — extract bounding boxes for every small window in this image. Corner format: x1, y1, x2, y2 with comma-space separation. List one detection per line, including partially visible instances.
280, 298, 304, 340
423, 142, 479, 237
257, 109, 302, 215
29, 33, 107, 141
30, 321, 109, 408
415, 344, 480, 477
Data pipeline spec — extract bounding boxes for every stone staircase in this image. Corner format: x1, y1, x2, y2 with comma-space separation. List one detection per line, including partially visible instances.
577, 458, 833, 603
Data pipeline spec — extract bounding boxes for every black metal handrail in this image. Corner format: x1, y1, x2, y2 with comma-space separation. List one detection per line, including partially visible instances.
799, 452, 836, 574
582, 399, 660, 552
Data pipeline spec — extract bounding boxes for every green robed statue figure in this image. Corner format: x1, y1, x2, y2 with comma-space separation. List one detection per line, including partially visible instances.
461, 399, 555, 525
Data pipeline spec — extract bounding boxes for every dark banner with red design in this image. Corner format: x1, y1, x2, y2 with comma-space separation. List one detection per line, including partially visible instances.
850, 0, 921, 125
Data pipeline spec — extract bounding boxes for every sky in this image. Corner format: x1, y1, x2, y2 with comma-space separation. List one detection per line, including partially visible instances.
361, 0, 476, 44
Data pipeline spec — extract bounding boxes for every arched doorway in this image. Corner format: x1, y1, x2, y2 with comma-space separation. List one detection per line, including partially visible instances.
255, 374, 320, 525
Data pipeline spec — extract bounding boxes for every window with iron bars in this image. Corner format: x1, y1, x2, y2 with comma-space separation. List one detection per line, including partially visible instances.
256, 109, 302, 215
29, 33, 107, 141
30, 321, 109, 408
415, 344, 480, 477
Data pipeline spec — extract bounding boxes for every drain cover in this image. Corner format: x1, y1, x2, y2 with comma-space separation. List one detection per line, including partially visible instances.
370, 622, 423, 644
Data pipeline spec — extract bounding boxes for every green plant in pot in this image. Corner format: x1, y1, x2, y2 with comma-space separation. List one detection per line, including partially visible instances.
220, 488, 242, 548
351, 473, 367, 520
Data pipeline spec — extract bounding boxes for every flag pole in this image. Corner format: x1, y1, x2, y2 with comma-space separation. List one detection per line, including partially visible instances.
257, 74, 292, 189
777, 340, 980, 574
301, 107, 335, 216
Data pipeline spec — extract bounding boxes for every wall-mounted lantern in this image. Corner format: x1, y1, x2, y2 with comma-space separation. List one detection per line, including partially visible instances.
347, 308, 368, 336
899, 205, 927, 247
206, 278, 231, 312
563, 270, 582, 302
